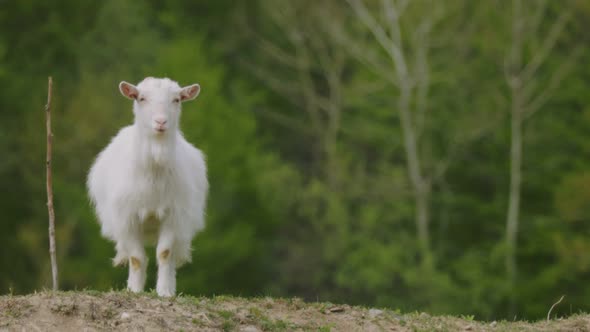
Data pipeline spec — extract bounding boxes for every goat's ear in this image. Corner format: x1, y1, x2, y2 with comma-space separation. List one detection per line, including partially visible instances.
180, 84, 200, 102
119, 81, 139, 100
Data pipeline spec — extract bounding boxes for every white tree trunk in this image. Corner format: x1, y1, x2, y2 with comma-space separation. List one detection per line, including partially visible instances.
506, 89, 523, 311
398, 85, 433, 266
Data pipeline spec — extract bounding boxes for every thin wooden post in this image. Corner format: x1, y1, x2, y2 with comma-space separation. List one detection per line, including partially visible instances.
45, 76, 58, 291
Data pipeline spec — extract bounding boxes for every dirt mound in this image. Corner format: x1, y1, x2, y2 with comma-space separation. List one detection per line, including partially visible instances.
1, 291, 589, 331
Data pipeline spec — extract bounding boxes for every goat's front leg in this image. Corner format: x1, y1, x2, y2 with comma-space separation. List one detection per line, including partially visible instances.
121, 231, 147, 293
156, 225, 176, 297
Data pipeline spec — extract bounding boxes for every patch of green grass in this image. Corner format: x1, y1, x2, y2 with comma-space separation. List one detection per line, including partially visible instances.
143, 289, 161, 299
218, 309, 234, 320
221, 319, 236, 332
212, 295, 233, 304
249, 306, 263, 317
316, 302, 332, 313
248, 306, 293, 331
215, 309, 237, 332
260, 318, 290, 331
460, 314, 475, 321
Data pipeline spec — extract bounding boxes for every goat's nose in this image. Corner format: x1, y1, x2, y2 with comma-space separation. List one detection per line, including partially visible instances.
155, 119, 167, 125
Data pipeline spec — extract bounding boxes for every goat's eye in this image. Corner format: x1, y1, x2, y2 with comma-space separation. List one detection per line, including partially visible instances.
173, 98, 180, 103
138, 97, 146, 102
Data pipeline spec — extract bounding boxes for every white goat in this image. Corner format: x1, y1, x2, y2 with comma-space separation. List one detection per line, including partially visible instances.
87, 77, 208, 297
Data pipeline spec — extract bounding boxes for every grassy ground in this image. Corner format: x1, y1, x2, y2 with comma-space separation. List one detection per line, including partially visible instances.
0, 291, 589, 331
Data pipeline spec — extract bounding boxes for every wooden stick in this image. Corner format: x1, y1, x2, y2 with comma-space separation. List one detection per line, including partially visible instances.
45, 76, 58, 291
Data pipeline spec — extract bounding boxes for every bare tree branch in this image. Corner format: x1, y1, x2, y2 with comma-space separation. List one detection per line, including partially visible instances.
330, 25, 399, 86
521, 10, 571, 83
528, 0, 550, 42
413, 19, 433, 138
382, 0, 402, 46
524, 46, 583, 117
506, 0, 524, 89
347, 0, 409, 80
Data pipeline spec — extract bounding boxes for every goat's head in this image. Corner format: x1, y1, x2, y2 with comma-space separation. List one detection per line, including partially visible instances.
119, 77, 200, 136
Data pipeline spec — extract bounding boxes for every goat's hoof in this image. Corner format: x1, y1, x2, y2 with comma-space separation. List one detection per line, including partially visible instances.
156, 285, 175, 297
127, 286, 143, 293
157, 290, 175, 297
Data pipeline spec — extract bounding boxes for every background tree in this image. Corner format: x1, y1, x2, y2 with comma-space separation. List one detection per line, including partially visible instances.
340, 0, 502, 271
502, 0, 581, 312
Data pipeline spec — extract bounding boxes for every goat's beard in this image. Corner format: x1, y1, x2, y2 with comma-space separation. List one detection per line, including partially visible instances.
134, 127, 176, 168
147, 140, 174, 167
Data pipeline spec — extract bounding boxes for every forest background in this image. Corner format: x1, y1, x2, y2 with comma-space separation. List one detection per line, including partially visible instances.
1, 0, 589, 321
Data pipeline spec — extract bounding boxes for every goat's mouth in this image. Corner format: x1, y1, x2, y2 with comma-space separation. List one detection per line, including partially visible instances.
154, 127, 167, 133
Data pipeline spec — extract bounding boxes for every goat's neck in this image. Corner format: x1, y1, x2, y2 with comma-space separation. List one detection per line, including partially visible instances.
133, 127, 177, 169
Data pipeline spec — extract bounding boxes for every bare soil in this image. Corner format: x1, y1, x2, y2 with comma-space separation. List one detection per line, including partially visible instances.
0, 291, 589, 331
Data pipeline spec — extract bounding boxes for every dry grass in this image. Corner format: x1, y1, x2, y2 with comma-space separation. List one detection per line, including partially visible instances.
0, 291, 589, 331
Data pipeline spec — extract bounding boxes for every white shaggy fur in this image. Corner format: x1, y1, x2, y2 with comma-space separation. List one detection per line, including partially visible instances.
87, 77, 208, 297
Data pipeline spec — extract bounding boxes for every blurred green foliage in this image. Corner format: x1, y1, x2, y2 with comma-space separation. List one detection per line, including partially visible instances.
1, 0, 589, 321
